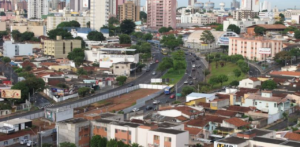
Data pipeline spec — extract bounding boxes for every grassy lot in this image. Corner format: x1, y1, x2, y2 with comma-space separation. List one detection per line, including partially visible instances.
162, 69, 185, 85
208, 62, 247, 88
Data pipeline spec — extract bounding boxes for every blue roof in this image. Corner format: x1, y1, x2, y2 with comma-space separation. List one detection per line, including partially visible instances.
10, 62, 18, 66
60, 27, 92, 33
100, 28, 109, 34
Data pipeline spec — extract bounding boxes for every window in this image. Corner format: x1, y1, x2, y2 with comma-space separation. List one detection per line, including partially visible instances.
129, 140, 131, 144
164, 137, 171, 142
4, 141, 8, 145
122, 130, 126, 133
154, 135, 159, 140
116, 66, 119, 68
105, 127, 107, 131
129, 131, 131, 135
115, 129, 118, 133
63, 42, 65, 54
255, 102, 257, 105
266, 103, 269, 107
84, 134, 88, 137
13, 138, 19, 143
274, 103, 277, 107
122, 139, 126, 142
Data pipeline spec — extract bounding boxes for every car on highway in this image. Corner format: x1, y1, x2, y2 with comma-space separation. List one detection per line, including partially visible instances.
170, 94, 175, 99
152, 71, 156, 75
153, 100, 160, 105
146, 106, 153, 110
189, 81, 194, 85
184, 80, 188, 84
196, 57, 200, 60
189, 74, 192, 78
156, 60, 159, 63
193, 77, 197, 80
146, 68, 150, 72
20, 139, 28, 145
132, 108, 139, 112
27, 141, 36, 147
128, 83, 134, 87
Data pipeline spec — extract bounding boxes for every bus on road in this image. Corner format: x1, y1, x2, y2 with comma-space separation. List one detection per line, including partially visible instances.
161, 48, 168, 55
164, 86, 174, 95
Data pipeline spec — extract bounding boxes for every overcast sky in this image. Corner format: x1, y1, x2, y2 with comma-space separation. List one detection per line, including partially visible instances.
140, 0, 298, 9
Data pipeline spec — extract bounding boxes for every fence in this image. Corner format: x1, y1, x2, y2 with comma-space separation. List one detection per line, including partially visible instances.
139, 84, 168, 89
52, 93, 79, 102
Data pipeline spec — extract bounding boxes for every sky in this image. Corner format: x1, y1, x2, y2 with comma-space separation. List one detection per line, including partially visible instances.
140, 0, 297, 9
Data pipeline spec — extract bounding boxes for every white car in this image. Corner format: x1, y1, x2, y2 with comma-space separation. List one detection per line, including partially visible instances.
152, 71, 156, 75
27, 141, 36, 147
132, 108, 139, 112
153, 100, 160, 105
184, 80, 188, 84
20, 139, 28, 145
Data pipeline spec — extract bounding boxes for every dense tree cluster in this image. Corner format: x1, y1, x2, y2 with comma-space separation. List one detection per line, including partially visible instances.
57, 20, 81, 28
11, 30, 40, 42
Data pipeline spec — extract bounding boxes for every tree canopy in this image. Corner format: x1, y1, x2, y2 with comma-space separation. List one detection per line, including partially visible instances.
182, 86, 195, 96
67, 48, 85, 67
140, 11, 147, 22
254, 26, 266, 35
295, 30, 300, 39
227, 24, 241, 34
116, 76, 127, 85
261, 80, 277, 90
200, 30, 215, 44
57, 20, 80, 28
2, 57, 11, 64
47, 28, 73, 39
87, 31, 106, 41
60, 142, 76, 147
119, 34, 131, 44
159, 27, 173, 33
120, 19, 136, 34
160, 35, 182, 50
0, 12, 5, 16
0, 31, 8, 38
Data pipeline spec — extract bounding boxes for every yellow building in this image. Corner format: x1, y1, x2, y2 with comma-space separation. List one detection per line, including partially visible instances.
43, 36, 81, 58
11, 25, 45, 37
49, 65, 72, 71
118, 1, 140, 22
0, 22, 6, 31
186, 97, 206, 106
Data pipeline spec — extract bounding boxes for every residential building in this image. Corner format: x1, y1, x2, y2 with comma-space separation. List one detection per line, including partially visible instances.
291, 14, 300, 24
57, 118, 90, 147
109, 0, 117, 16
118, 1, 140, 22
43, 36, 81, 58
90, 0, 109, 31
231, 0, 240, 10
274, 9, 300, 19
112, 62, 136, 76
228, 35, 284, 61
270, 71, 300, 78
210, 98, 230, 110
223, 18, 275, 33
51, 0, 59, 10
246, 24, 287, 36
221, 117, 249, 130
0, 0, 12, 11
70, 0, 88, 12
259, 12, 274, 19
147, 128, 188, 147
57, 1, 66, 10
0, 21, 5, 31
147, 0, 176, 29
240, 0, 260, 12
17, 0, 27, 11
84, 48, 139, 68
3, 41, 33, 58
0, 118, 32, 132
239, 77, 261, 89
47, 14, 90, 31
233, 10, 259, 20
186, 92, 216, 103
28, 0, 48, 19
11, 23, 46, 37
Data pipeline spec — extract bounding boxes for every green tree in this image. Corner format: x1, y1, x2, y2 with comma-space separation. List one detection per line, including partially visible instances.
11, 81, 29, 103
157, 57, 173, 72
57, 20, 80, 28
60, 142, 76, 147
0, 12, 5, 16
2, 57, 11, 64
119, 34, 131, 44
261, 80, 277, 90
20, 31, 35, 42
116, 76, 127, 85
78, 87, 90, 97
230, 80, 239, 86
254, 26, 266, 35
274, 21, 284, 24
283, 26, 298, 34
233, 69, 241, 78
218, 74, 229, 86
87, 21, 90, 28
227, 24, 241, 34
47, 28, 73, 39
173, 60, 186, 70
209, 76, 219, 88
160, 35, 179, 50
11, 30, 21, 42
215, 24, 223, 31
182, 86, 195, 96
87, 31, 106, 41
274, 51, 291, 65
42, 143, 52, 147
24, 65, 32, 71
289, 48, 300, 60
159, 27, 173, 33
142, 33, 153, 40
295, 30, 300, 39
67, 48, 85, 67
132, 32, 143, 39
31, 37, 40, 42
109, 17, 120, 25
203, 69, 210, 82
25, 77, 46, 93
200, 30, 215, 44
131, 143, 142, 147
120, 19, 136, 34
140, 11, 147, 22
77, 68, 87, 75
279, 13, 285, 22
74, 36, 86, 48
0, 31, 8, 38
90, 135, 108, 147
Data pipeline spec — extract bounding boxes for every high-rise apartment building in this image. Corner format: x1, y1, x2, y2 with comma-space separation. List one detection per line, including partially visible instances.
17, 0, 27, 11
130, 0, 140, 21
147, 0, 176, 29
231, 0, 240, 10
109, 0, 117, 16
188, 0, 196, 6
28, 0, 48, 19
118, 1, 140, 22
90, 0, 109, 31
51, 0, 59, 10
70, 0, 89, 12
240, 0, 260, 12
0, 0, 12, 11
57, 1, 66, 11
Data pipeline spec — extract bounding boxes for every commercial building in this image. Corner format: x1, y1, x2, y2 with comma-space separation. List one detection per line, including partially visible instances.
3, 41, 33, 58
118, 1, 140, 22
147, 0, 176, 29
27, 0, 48, 19
223, 18, 275, 33
90, 0, 109, 31
47, 14, 90, 31
84, 48, 139, 68
57, 118, 90, 147
228, 35, 284, 61
43, 36, 81, 58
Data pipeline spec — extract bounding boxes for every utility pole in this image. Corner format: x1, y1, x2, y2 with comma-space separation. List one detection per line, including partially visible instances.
175, 83, 178, 101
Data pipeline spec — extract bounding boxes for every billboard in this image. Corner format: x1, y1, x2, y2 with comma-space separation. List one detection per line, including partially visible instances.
258, 48, 271, 54
83, 0, 89, 8
151, 78, 162, 83
217, 37, 229, 46
0, 90, 21, 99
45, 110, 55, 122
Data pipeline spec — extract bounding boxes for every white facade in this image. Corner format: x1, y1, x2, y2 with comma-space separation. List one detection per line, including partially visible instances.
109, 0, 117, 16
110, 124, 138, 143
28, 0, 49, 19
291, 14, 300, 24
259, 12, 274, 19
147, 129, 189, 147
3, 41, 33, 58
186, 93, 215, 103
238, 78, 261, 89
84, 49, 139, 68
90, 0, 109, 31
240, 0, 260, 12
47, 16, 90, 31
223, 18, 275, 33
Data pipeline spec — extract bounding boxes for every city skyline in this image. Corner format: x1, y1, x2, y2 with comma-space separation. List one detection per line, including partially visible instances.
141, 0, 298, 9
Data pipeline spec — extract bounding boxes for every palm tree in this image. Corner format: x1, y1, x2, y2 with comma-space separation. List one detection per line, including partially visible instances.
200, 30, 215, 44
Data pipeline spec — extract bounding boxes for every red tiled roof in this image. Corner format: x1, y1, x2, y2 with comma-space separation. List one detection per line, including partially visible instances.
227, 106, 252, 113
184, 126, 203, 135
284, 132, 300, 141
198, 102, 210, 108
224, 117, 249, 127
40, 62, 58, 67
160, 106, 202, 116
249, 77, 259, 81
186, 115, 227, 127
176, 116, 189, 122
212, 98, 229, 102
270, 71, 300, 77
235, 88, 259, 98
214, 110, 238, 117
216, 94, 230, 99
247, 24, 287, 30
82, 66, 96, 71
247, 93, 288, 104
21, 61, 36, 68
